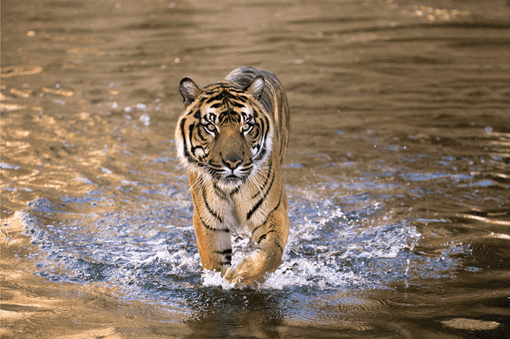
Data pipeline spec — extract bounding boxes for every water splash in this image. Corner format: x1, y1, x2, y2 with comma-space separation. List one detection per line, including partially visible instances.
20, 174, 474, 304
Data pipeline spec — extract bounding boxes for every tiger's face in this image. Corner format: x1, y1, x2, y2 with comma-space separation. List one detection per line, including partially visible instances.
175, 76, 273, 192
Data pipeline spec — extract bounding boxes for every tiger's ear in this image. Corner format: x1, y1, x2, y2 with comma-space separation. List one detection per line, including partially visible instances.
244, 75, 265, 100
179, 77, 202, 106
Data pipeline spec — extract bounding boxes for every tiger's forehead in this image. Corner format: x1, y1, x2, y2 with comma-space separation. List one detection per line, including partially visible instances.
203, 81, 245, 94
195, 81, 259, 122
201, 82, 249, 106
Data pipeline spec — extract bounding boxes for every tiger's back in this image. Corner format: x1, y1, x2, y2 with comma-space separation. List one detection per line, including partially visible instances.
175, 67, 291, 286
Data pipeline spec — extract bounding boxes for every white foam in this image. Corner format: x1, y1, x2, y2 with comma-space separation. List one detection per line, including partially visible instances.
201, 270, 237, 289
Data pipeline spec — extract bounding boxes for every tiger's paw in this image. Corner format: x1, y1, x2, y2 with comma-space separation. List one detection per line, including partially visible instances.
224, 270, 264, 288
224, 261, 261, 287
223, 251, 275, 287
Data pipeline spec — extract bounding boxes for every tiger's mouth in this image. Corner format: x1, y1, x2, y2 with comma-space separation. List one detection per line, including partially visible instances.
206, 166, 249, 188
223, 174, 242, 183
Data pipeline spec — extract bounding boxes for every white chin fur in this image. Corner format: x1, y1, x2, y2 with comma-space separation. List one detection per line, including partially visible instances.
216, 178, 242, 193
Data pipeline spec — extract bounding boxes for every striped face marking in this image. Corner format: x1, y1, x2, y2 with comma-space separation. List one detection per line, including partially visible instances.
177, 81, 273, 193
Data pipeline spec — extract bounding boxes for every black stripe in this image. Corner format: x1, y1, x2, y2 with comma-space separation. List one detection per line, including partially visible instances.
207, 167, 223, 181
180, 119, 201, 165
257, 230, 276, 244
188, 124, 197, 150
229, 100, 245, 108
234, 95, 247, 103
179, 119, 190, 157
208, 162, 223, 171
213, 182, 228, 200
196, 124, 208, 141
197, 210, 229, 233
262, 193, 282, 225
253, 146, 266, 162
202, 188, 223, 223
191, 145, 205, 156
229, 184, 241, 196
215, 249, 232, 254
251, 193, 282, 235
252, 157, 272, 199
258, 117, 266, 139
239, 166, 252, 173
246, 171, 271, 220
188, 124, 209, 157
251, 124, 260, 139
262, 115, 270, 145
257, 231, 283, 254
218, 109, 241, 125
196, 97, 205, 106
222, 89, 237, 99
215, 249, 232, 262
252, 117, 269, 161
205, 94, 224, 104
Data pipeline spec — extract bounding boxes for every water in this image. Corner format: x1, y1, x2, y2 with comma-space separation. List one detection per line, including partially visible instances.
1, 0, 509, 337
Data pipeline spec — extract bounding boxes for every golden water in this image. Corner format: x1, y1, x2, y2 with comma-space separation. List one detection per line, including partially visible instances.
1, 0, 510, 338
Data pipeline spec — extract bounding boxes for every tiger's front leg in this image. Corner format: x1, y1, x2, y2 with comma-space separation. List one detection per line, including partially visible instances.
189, 173, 233, 275
192, 211, 232, 275
224, 194, 290, 286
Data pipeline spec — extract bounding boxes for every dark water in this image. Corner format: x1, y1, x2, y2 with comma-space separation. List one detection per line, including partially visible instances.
1, 0, 510, 338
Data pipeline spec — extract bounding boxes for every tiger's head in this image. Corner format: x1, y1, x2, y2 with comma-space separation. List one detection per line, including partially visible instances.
175, 76, 273, 193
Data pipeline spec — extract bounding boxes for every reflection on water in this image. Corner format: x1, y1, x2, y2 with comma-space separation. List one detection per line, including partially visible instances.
1, 0, 510, 337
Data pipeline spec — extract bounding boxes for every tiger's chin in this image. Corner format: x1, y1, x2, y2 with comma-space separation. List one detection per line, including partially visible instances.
216, 175, 245, 193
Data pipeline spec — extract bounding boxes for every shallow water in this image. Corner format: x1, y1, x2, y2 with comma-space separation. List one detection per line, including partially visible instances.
1, 0, 510, 338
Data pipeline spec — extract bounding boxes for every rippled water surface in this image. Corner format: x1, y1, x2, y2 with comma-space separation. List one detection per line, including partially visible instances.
2, 0, 510, 338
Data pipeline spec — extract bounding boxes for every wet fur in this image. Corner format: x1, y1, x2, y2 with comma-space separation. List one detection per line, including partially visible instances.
175, 67, 290, 286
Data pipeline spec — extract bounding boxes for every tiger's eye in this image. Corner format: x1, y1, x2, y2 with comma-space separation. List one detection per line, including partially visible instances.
242, 123, 252, 132
204, 123, 215, 132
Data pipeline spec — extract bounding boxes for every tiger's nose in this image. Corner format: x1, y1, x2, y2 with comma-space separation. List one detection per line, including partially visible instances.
222, 155, 242, 170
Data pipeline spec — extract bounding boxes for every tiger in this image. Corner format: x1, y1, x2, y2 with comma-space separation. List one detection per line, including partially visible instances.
175, 67, 291, 286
